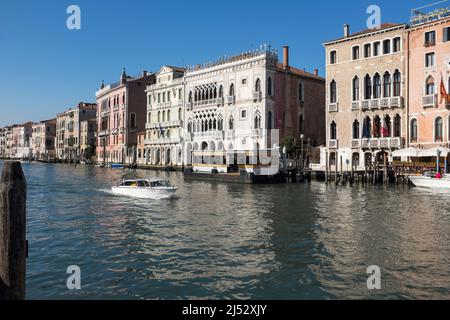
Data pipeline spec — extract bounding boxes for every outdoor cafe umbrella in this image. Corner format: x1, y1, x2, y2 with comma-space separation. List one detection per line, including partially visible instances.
392, 147, 421, 158
418, 147, 450, 173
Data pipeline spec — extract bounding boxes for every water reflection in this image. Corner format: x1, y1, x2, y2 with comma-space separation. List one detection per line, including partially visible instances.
1, 160, 449, 299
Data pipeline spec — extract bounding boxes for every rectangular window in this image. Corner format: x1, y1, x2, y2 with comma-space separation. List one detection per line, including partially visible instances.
330, 51, 337, 64
241, 110, 247, 119
425, 52, 435, 68
393, 37, 401, 52
242, 78, 247, 85
383, 39, 391, 54
352, 46, 360, 60
444, 27, 450, 42
373, 42, 380, 56
364, 44, 371, 58
424, 31, 436, 47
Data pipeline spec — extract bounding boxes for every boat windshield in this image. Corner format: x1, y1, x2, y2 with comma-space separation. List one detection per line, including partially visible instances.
150, 180, 170, 187
120, 180, 149, 187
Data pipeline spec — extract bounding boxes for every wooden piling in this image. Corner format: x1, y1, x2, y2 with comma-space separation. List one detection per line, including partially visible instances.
0, 161, 27, 300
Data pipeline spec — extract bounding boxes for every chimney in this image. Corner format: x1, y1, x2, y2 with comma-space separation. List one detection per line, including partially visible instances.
283, 46, 290, 70
314, 69, 318, 76
142, 70, 148, 77
344, 24, 350, 38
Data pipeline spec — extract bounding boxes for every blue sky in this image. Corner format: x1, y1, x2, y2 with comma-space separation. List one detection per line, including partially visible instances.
0, 0, 433, 126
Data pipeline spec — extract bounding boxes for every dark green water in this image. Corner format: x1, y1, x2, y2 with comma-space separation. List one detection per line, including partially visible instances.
2, 160, 450, 299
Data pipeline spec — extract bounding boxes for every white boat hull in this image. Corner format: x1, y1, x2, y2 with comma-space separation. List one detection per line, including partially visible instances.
111, 186, 177, 199
409, 176, 450, 189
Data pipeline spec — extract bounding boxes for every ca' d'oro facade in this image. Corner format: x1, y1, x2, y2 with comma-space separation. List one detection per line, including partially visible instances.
182, 45, 325, 174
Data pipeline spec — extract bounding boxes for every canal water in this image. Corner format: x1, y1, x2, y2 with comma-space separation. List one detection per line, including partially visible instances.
1, 160, 450, 299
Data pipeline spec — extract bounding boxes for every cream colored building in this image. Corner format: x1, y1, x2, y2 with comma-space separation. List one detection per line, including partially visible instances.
323, 23, 408, 170
80, 119, 97, 161
31, 119, 56, 160
145, 66, 185, 166
56, 102, 97, 160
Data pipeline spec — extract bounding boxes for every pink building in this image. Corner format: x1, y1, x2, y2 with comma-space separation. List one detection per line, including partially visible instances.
408, 15, 450, 149
96, 69, 155, 164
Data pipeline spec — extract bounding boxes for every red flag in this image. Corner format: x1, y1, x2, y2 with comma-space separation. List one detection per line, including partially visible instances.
440, 73, 448, 104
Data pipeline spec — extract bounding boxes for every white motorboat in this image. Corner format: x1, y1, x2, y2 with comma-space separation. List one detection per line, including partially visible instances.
409, 174, 450, 189
111, 179, 177, 199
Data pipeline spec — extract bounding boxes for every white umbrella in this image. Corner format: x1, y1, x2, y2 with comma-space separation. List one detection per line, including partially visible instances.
392, 147, 421, 157
418, 147, 450, 157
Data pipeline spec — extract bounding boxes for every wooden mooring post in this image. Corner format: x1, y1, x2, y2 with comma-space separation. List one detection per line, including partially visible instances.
0, 161, 27, 300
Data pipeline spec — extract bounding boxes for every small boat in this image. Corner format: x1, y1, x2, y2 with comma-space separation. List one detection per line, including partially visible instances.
409, 174, 450, 189
111, 179, 177, 199
110, 163, 124, 169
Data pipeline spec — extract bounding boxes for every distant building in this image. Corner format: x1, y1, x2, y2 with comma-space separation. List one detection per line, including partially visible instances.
12, 122, 33, 159
145, 66, 185, 166
31, 119, 56, 160
79, 119, 97, 161
408, 15, 450, 149
0, 128, 6, 158
183, 45, 325, 173
56, 102, 97, 160
95, 69, 156, 164
4, 126, 14, 159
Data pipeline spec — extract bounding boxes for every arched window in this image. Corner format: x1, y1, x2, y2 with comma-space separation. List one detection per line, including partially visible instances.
373, 115, 381, 138
254, 115, 261, 129
255, 78, 261, 92
330, 80, 337, 103
299, 82, 304, 102
219, 85, 223, 98
130, 113, 136, 129
426, 76, 435, 95
267, 77, 272, 96
435, 117, 443, 142
268, 111, 273, 130
352, 120, 360, 139
229, 83, 235, 97
162, 110, 166, 122
362, 116, 371, 138
352, 76, 359, 101
383, 72, 391, 97
229, 116, 234, 130
373, 73, 381, 99
383, 115, 391, 137
393, 70, 401, 97
167, 110, 171, 122
330, 121, 337, 140
393, 114, 401, 137
410, 119, 418, 143
364, 74, 372, 100
299, 115, 304, 134
148, 112, 151, 123
158, 111, 161, 122
178, 108, 182, 121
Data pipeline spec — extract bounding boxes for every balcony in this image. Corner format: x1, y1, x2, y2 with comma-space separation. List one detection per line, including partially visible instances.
193, 131, 224, 140
226, 96, 235, 105
361, 100, 370, 110
193, 98, 224, 108
351, 101, 360, 111
226, 131, 235, 140
186, 102, 193, 110
328, 139, 338, 149
359, 97, 405, 110
423, 94, 438, 108
252, 91, 262, 101
251, 129, 264, 138
145, 121, 183, 130
98, 129, 110, 137
178, 100, 183, 107
100, 109, 110, 117
328, 102, 338, 112
144, 137, 181, 145
390, 96, 404, 108
351, 139, 360, 148
359, 137, 403, 149
110, 128, 119, 135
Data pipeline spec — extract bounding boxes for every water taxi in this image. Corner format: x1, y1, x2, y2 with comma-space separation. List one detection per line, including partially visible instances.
409, 174, 450, 189
111, 179, 177, 199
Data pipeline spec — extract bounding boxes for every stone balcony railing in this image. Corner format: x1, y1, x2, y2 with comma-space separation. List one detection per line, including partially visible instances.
98, 129, 110, 137
226, 96, 236, 105
193, 131, 224, 140
328, 139, 338, 149
144, 137, 181, 145
145, 121, 183, 130
193, 98, 224, 108
328, 102, 338, 112
252, 91, 262, 101
423, 94, 438, 108
110, 128, 119, 135
359, 137, 403, 149
225, 131, 235, 140
360, 96, 404, 110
